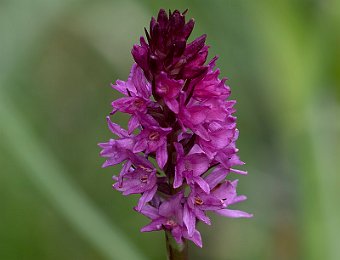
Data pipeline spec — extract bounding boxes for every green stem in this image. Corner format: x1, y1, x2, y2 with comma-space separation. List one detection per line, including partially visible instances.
165, 231, 188, 260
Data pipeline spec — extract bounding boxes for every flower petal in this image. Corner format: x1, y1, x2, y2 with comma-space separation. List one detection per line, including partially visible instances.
165, 98, 179, 113
137, 185, 157, 211
215, 209, 253, 218
156, 142, 168, 169
159, 192, 183, 217
174, 166, 183, 189
183, 203, 196, 236
106, 116, 129, 137
204, 166, 228, 189
186, 230, 203, 248
133, 139, 147, 153
194, 177, 210, 194
141, 218, 165, 232
138, 205, 159, 219
128, 115, 139, 134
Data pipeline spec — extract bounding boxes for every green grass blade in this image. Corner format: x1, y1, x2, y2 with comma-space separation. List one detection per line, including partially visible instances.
0, 91, 146, 260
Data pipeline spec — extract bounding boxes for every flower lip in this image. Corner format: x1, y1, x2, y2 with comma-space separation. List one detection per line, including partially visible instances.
156, 84, 169, 95
194, 196, 204, 205
138, 164, 153, 173
149, 131, 160, 141
165, 219, 178, 228
184, 160, 191, 170
133, 98, 145, 108
140, 175, 149, 183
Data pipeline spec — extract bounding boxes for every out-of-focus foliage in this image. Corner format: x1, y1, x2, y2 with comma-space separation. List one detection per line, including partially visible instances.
1, 0, 339, 259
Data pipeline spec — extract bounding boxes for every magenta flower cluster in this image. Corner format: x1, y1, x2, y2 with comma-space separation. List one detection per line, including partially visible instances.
99, 9, 252, 247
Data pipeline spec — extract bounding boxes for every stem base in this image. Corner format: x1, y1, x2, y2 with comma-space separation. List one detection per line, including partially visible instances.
165, 231, 188, 260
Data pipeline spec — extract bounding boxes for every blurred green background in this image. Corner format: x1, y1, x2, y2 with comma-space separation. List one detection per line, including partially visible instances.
1, 0, 339, 259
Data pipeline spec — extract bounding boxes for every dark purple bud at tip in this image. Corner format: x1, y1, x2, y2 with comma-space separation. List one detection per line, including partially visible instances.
173, 40, 186, 57
183, 19, 195, 40
131, 44, 149, 75
185, 34, 207, 59
157, 9, 168, 28
170, 10, 185, 32
131, 9, 208, 80
150, 17, 156, 31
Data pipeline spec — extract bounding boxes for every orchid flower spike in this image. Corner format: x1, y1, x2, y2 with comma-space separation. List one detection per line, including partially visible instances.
99, 8, 252, 250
